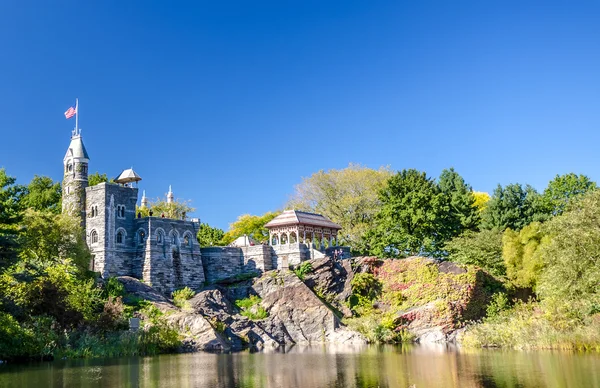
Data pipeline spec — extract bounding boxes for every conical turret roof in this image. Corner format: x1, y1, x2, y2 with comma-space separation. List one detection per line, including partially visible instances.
63, 135, 89, 161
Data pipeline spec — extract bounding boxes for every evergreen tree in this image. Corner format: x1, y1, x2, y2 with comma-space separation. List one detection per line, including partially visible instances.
437, 168, 479, 239
480, 183, 544, 231
0, 169, 24, 269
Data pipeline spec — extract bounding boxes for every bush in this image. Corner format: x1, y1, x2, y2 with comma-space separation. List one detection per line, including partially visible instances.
293, 261, 313, 280
235, 295, 268, 320
444, 229, 505, 276
104, 277, 125, 299
349, 272, 382, 315
486, 292, 510, 318
172, 287, 195, 310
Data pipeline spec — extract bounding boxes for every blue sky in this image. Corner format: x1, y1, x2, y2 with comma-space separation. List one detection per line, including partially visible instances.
1, 1, 600, 229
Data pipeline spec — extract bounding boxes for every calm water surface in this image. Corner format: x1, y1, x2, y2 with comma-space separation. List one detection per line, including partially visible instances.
1, 344, 599, 388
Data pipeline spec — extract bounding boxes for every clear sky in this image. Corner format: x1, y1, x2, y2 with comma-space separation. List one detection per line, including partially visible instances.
1, 1, 600, 229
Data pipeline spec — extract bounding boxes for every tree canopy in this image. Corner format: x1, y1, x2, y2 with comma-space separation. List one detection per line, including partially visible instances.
220, 212, 280, 246
369, 169, 442, 257
541, 173, 596, 217
137, 198, 195, 220
87, 172, 110, 187
287, 163, 391, 254
480, 183, 545, 231
196, 223, 225, 247
21, 175, 61, 213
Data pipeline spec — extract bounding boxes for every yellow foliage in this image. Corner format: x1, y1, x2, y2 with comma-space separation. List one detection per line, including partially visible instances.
472, 191, 491, 213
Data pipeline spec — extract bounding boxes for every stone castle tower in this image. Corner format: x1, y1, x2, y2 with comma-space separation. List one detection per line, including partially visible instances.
62, 129, 89, 226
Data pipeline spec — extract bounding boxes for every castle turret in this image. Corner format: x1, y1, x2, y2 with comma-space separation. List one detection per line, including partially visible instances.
141, 190, 148, 208
167, 185, 174, 203
62, 131, 89, 225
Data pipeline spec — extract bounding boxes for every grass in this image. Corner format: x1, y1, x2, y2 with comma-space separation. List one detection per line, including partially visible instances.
172, 287, 195, 310
462, 300, 600, 351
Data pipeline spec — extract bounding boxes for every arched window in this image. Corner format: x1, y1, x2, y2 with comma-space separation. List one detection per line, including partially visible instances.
116, 231, 123, 244
157, 231, 164, 244
138, 230, 146, 245
91, 230, 98, 244
272, 235, 279, 245
281, 233, 288, 244
290, 232, 297, 244
183, 233, 192, 248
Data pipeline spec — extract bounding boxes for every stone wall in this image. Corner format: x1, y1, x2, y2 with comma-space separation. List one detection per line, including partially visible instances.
201, 245, 274, 284
135, 217, 205, 294
272, 243, 311, 268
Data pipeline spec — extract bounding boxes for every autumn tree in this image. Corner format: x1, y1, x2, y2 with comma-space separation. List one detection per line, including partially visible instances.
472, 191, 491, 213
287, 164, 391, 254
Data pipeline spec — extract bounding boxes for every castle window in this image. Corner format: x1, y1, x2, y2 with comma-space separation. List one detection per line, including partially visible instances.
184, 235, 190, 247
91, 230, 98, 244
67, 164, 73, 172
117, 206, 125, 218
157, 231, 164, 244
116, 231, 123, 244
138, 230, 146, 245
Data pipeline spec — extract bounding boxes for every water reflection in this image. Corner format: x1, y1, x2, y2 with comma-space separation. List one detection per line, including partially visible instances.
1, 345, 600, 388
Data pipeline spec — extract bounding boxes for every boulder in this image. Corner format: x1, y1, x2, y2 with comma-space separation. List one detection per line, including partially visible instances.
253, 270, 365, 345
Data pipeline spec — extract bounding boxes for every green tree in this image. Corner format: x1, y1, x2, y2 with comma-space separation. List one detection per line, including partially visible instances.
542, 173, 596, 217
369, 169, 442, 257
536, 190, 600, 313
480, 183, 545, 231
0, 169, 24, 269
287, 163, 391, 254
502, 222, 546, 289
437, 168, 479, 239
196, 223, 225, 247
18, 209, 91, 271
21, 175, 61, 213
88, 172, 110, 187
221, 212, 280, 245
444, 229, 505, 276
137, 198, 195, 220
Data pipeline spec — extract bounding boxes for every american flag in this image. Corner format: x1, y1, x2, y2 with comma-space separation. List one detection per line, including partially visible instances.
64, 103, 77, 119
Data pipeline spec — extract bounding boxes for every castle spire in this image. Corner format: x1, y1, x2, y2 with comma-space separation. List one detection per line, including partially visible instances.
167, 185, 174, 203
141, 190, 148, 208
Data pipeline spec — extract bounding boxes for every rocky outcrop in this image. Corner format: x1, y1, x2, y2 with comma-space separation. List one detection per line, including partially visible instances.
253, 270, 364, 344
302, 258, 355, 318
118, 268, 366, 353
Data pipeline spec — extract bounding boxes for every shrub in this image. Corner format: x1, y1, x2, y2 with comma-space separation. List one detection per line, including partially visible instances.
172, 287, 195, 310
349, 272, 382, 315
293, 261, 313, 281
486, 292, 510, 318
235, 295, 268, 320
104, 277, 125, 299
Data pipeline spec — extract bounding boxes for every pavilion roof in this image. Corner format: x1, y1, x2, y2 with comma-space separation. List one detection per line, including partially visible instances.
114, 168, 142, 184
264, 210, 341, 230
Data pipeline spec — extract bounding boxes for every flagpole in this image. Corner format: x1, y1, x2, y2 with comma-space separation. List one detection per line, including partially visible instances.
75, 98, 79, 135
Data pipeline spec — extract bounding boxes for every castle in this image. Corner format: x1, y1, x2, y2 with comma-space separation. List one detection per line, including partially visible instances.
62, 130, 350, 294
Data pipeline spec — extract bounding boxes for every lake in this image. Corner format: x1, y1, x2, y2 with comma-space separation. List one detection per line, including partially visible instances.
1, 344, 599, 387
